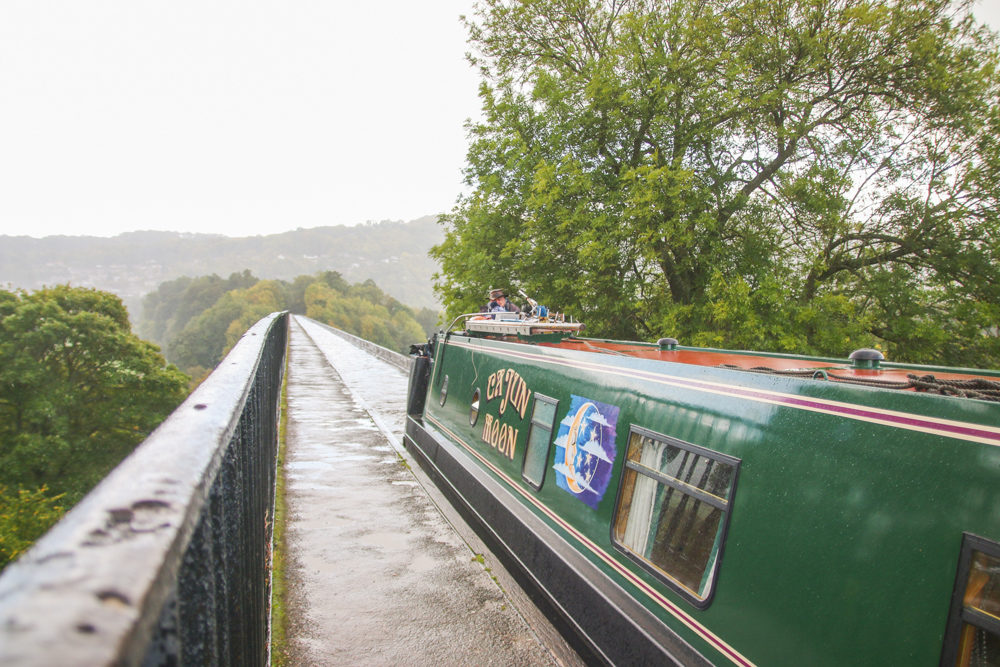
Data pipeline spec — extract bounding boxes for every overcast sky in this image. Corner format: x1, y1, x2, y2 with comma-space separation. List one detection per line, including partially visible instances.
0, 1, 997, 240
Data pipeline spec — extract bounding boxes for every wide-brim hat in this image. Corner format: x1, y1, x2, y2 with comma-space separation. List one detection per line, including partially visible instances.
488, 288, 505, 299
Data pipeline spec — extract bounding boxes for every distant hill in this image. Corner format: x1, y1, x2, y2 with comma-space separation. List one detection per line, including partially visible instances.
0, 217, 444, 316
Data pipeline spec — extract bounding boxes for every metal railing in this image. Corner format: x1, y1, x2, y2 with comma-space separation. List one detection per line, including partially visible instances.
307, 318, 413, 372
0, 311, 288, 666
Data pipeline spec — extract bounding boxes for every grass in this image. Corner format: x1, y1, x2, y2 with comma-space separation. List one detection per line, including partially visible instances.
471, 552, 504, 590
270, 351, 291, 666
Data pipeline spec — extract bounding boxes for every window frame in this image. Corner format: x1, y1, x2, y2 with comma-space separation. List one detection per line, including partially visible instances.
610, 425, 741, 609
520, 393, 559, 491
941, 532, 1000, 666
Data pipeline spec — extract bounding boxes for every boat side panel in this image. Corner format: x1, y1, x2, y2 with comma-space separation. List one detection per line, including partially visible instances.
423, 335, 1000, 666
425, 337, 753, 662
404, 415, 711, 667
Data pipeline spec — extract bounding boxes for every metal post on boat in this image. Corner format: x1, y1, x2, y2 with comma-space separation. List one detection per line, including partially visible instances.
407, 341, 433, 418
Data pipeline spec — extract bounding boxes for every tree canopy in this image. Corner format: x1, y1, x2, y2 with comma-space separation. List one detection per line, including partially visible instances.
142, 271, 438, 378
305, 279, 427, 352
167, 279, 286, 375
0, 286, 189, 566
139, 270, 258, 350
433, 0, 1000, 367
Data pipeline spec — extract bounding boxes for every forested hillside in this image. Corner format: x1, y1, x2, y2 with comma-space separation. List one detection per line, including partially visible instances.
0, 217, 443, 317
0, 286, 189, 568
140, 270, 438, 380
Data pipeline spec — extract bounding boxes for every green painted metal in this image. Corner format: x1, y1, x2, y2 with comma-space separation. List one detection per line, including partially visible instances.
420, 332, 1000, 666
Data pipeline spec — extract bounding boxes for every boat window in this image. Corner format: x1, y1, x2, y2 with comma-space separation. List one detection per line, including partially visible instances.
941, 533, 1000, 666
612, 427, 739, 607
439, 375, 449, 406
470, 388, 481, 426
521, 394, 558, 490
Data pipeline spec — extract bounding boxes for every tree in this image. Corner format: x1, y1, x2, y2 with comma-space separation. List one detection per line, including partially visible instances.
0, 286, 189, 567
305, 277, 429, 352
167, 279, 287, 373
159, 270, 429, 376
139, 270, 259, 349
222, 280, 289, 350
434, 0, 1000, 365
0, 486, 64, 568
167, 292, 248, 371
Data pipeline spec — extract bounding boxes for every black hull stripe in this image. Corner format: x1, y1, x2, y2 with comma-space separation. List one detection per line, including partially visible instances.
422, 412, 753, 666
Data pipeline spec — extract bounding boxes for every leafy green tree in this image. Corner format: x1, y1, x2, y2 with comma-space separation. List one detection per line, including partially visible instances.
139, 270, 259, 349
137, 275, 193, 345
0, 485, 64, 569
0, 286, 189, 512
150, 270, 433, 373
434, 0, 1000, 366
167, 292, 248, 371
413, 307, 441, 337
305, 278, 428, 352
168, 279, 287, 372
285, 274, 316, 315
283, 271, 350, 317
222, 280, 289, 350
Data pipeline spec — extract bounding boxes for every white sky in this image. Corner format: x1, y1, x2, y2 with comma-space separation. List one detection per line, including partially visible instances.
0, 0, 480, 238
0, 1, 997, 240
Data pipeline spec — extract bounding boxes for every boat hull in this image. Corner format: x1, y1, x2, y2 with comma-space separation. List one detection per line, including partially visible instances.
405, 331, 1000, 666
404, 415, 710, 666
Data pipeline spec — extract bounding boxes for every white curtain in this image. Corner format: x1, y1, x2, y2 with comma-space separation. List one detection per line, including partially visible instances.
621, 436, 666, 557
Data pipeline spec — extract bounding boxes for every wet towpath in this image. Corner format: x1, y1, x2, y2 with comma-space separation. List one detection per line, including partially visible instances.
281, 316, 564, 665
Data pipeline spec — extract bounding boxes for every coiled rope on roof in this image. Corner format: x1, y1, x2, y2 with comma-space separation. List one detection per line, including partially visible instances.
718, 364, 1000, 402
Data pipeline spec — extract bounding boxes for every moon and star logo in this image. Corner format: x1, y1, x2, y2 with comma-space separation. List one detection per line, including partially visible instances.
553, 395, 619, 509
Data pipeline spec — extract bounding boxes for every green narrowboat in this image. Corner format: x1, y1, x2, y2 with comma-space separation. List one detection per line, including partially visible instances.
403, 311, 1000, 666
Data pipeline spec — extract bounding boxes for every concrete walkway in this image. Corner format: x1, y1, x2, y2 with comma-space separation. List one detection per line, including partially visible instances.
282, 316, 561, 665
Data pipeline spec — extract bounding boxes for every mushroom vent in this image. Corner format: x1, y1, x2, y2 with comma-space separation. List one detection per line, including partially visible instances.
657, 337, 679, 350
849, 348, 884, 369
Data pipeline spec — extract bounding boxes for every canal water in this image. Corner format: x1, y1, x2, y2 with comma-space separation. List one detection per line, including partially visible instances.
282, 316, 577, 665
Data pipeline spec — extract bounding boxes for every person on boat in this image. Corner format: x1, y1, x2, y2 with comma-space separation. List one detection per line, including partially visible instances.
482, 288, 521, 315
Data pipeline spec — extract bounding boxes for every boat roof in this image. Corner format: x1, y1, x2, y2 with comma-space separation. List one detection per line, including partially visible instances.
458, 331, 1000, 401
447, 307, 1000, 400
572, 338, 1000, 397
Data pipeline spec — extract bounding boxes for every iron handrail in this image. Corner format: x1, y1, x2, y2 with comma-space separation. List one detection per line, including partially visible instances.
0, 311, 288, 666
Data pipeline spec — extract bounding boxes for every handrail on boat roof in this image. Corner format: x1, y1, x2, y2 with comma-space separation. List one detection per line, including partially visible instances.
444, 312, 487, 333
